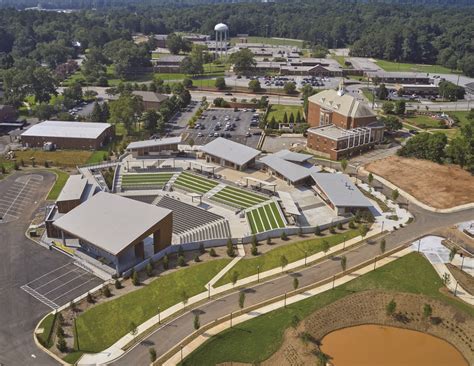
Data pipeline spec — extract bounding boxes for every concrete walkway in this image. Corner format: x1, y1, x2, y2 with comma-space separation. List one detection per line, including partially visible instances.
163, 246, 415, 365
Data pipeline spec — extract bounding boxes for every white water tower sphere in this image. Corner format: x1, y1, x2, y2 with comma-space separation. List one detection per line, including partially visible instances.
214, 23, 229, 57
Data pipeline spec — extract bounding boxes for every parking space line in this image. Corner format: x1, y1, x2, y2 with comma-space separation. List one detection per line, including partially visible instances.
32, 268, 82, 291
42, 272, 90, 296
51, 278, 99, 302
26, 263, 73, 285
20, 285, 59, 310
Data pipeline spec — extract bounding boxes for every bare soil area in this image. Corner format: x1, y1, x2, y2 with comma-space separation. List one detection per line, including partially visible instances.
365, 156, 474, 209
263, 291, 474, 366
447, 264, 474, 296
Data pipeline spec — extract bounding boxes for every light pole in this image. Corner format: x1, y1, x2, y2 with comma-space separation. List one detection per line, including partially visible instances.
257, 265, 260, 283
460, 254, 465, 271
454, 281, 458, 297
374, 255, 377, 270
343, 236, 346, 250
417, 238, 422, 252
157, 307, 160, 324
208, 284, 211, 299
381, 221, 384, 233
304, 251, 307, 266
181, 345, 183, 361
332, 275, 335, 289
230, 311, 233, 328
284, 293, 287, 308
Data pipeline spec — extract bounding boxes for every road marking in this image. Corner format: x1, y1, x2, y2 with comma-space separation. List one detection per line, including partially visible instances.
31, 268, 82, 291
26, 263, 73, 285
52, 277, 99, 302
42, 272, 89, 296
20, 285, 59, 309
0, 177, 32, 219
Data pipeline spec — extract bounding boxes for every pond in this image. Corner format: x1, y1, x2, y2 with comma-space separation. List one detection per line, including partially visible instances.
320, 324, 467, 366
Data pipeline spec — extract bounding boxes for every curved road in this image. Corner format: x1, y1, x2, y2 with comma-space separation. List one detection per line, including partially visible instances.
115, 200, 474, 365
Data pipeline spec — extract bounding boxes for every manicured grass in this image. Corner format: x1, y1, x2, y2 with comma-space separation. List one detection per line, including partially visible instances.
404, 115, 445, 129
230, 36, 304, 48
75, 259, 231, 353
448, 111, 471, 127
14, 150, 93, 167
47, 169, 70, 200
375, 59, 458, 74
173, 172, 218, 194
361, 87, 375, 103
266, 104, 303, 123
36, 313, 56, 348
182, 252, 474, 365
430, 128, 460, 140
247, 202, 285, 234
154, 73, 187, 81
212, 186, 268, 209
215, 228, 360, 286
86, 151, 108, 164
121, 173, 173, 187
332, 54, 346, 67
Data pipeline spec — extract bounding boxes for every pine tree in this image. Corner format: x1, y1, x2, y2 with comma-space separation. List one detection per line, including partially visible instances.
282, 112, 288, 124
90, 102, 102, 122
289, 112, 295, 124
296, 110, 302, 123
101, 102, 110, 121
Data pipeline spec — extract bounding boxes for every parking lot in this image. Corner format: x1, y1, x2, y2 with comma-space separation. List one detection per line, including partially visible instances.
185, 108, 262, 148
21, 262, 103, 309
0, 174, 44, 224
225, 75, 340, 90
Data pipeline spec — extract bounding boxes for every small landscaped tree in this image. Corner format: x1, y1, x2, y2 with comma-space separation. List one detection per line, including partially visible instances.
368, 172, 374, 186
291, 314, 300, 329
337, 222, 343, 231
280, 255, 288, 272
177, 255, 186, 267
380, 238, 386, 254
359, 224, 369, 238
181, 290, 189, 308
251, 241, 258, 256
146, 262, 153, 277
442, 272, 451, 286
86, 292, 94, 303
238, 291, 246, 309
340, 255, 347, 272
131, 271, 140, 286
340, 159, 348, 172
293, 277, 299, 290
449, 247, 457, 262
209, 248, 217, 257
386, 299, 397, 316
314, 226, 321, 236
199, 243, 205, 254
230, 271, 239, 286
193, 313, 200, 330
194, 254, 201, 262
215, 77, 226, 90
56, 336, 67, 353
149, 347, 157, 362
321, 240, 330, 254
423, 303, 433, 319
391, 189, 399, 202
129, 321, 138, 338
329, 225, 336, 234
114, 279, 122, 289
227, 238, 235, 257
281, 231, 288, 241
348, 219, 356, 229
162, 254, 169, 270
102, 284, 112, 298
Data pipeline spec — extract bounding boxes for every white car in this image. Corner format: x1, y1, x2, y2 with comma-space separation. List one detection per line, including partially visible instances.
197, 133, 203, 137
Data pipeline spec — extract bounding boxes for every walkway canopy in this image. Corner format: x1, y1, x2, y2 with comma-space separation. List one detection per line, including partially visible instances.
244, 176, 277, 193
277, 191, 301, 216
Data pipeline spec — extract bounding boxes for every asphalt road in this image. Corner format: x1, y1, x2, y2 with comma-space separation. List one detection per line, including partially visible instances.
115, 198, 474, 365
0, 171, 102, 366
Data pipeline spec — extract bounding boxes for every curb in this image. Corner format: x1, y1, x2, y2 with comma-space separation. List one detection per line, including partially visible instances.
33, 312, 70, 366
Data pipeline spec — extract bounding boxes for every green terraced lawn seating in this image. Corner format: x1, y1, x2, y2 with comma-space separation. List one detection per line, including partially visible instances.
246, 202, 286, 234
173, 172, 219, 194
211, 186, 269, 209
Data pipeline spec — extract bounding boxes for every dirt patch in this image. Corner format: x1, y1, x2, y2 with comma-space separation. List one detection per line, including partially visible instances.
263, 291, 474, 366
365, 156, 474, 209
434, 226, 474, 256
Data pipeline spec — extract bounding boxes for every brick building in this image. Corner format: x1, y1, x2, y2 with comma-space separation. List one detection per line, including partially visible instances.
132, 91, 169, 111
21, 121, 114, 150
306, 85, 384, 160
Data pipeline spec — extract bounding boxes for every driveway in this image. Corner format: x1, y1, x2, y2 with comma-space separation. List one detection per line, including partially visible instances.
0, 171, 102, 366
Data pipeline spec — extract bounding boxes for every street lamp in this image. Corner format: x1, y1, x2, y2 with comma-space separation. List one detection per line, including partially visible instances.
157, 307, 160, 324
460, 254, 465, 271
257, 265, 260, 283
343, 236, 346, 250
181, 345, 184, 361
381, 221, 384, 233
374, 255, 377, 270
230, 311, 233, 328
304, 251, 307, 266
417, 238, 422, 252
284, 293, 287, 308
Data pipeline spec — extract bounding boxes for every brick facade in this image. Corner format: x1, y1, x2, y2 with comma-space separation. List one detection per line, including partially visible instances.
307, 101, 377, 129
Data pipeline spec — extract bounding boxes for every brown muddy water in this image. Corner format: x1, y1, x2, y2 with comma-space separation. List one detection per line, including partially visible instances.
320, 324, 467, 366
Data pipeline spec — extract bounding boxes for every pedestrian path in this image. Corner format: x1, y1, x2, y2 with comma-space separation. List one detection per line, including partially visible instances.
206, 243, 245, 289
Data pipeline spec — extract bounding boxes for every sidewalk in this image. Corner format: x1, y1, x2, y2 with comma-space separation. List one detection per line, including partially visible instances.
163, 246, 415, 365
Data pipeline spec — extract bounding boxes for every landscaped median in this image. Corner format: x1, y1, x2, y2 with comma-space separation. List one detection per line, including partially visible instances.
215, 227, 362, 287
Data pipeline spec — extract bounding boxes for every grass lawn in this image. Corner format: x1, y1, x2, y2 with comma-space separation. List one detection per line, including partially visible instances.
212, 186, 268, 209
182, 252, 474, 365
174, 172, 218, 194
13, 150, 93, 167
430, 128, 460, 140
86, 151, 108, 164
404, 115, 445, 129
448, 111, 471, 127
215, 228, 360, 287
47, 169, 70, 200
155, 73, 187, 81
230, 36, 304, 48
267, 104, 303, 123
375, 59, 458, 74
75, 258, 231, 353
331, 54, 346, 67
36, 313, 56, 348
121, 173, 173, 187
247, 202, 285, 234
361, 87, 375, 103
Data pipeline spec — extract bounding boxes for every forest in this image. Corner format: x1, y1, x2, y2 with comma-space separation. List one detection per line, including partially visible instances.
0, 0, 473, 78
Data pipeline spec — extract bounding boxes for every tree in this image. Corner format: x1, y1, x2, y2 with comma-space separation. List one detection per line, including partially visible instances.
386, 299, 397, 316
131, 271, 140, 286
102, 284, 112, 298
141, 110, 160, 132
398, 132, 448, 163
377, 84, 389, 100
394, 100, 406, 115
442, 272, 451, 286
449, 247, 457, 262
423, 303, 433, 319
321, 240, 330, 253
382, 101, 394, 114
314, 226, 321, 236
293, 277, 299, 290
226, 238, 235, 257
251, 241, 258, 256
381, 115, 402, 132
282, 112, 288, 124
129, 322, 138, 338
391, 189, 399, 202
193, 313, 200, 330
230, 271, 239, 286
56, 337, 67, 353
167, 33, 190, 55
114, 279, 122, 289
63, 82, 83, 103
438, 80, 465, 101
229, 49, 256, 74
149, 347, 157, 362
34, 103, 55, 120
248, 79, 261, 92
86, 292, 94, 303
90, 102, 103, 122
183, 78, 193, 88
340, 159, 348, 172
177, 255, 186, 267
162, 254, 169, 270
146, 262, 153, 277
283, 82, 296, 94
238, 291, 245, 309
380, 239, 386, 254
280, 255, 288, 271
109, 93, 143, 134
209, 248, 217, 257
359, 224, 369, 238
180, 290, 189, 307
215, 77, 226, 90
340, 255, 347, 272
368, 172, 374, 186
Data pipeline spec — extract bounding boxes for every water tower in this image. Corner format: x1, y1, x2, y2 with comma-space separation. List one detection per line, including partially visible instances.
214, 23, 229, 57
